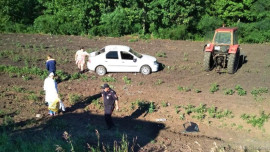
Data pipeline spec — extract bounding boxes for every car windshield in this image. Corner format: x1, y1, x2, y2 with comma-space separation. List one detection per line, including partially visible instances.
95, 48, 105, 55
129, 49, 142, 58
214, 32, 231, 45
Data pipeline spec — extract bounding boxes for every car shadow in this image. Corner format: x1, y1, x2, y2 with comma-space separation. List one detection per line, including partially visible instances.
158, 62, 165, 71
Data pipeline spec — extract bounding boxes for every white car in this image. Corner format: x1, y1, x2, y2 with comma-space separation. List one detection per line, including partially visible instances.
87, 45, 159, 76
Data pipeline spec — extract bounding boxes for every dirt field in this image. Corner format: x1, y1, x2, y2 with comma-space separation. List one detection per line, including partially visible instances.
0, 33, 270, 151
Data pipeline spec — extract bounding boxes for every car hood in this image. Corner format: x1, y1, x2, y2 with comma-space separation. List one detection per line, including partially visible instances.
141, 54, 157, 61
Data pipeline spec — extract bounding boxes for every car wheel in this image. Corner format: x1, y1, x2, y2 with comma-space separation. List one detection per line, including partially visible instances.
141, 65, 151, 75
96, 66, 106, 76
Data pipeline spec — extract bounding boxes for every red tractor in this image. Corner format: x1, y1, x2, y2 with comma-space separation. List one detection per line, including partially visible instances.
203, 27, 240, 74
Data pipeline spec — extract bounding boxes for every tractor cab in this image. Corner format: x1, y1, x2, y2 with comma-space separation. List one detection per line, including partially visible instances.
203, 27, 240, 74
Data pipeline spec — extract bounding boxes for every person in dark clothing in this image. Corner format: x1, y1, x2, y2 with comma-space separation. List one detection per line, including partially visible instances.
46, 55, 56, 75
101, 83, 119, 129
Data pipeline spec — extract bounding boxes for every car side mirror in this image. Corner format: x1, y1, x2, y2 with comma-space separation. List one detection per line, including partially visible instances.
133, 58, 137, 62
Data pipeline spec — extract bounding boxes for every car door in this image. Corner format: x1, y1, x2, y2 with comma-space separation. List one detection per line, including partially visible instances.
105, 51, 123, 72
120, 51, 139, 72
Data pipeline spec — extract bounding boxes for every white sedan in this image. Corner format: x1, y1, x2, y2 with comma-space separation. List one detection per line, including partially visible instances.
87, 45, 159, 76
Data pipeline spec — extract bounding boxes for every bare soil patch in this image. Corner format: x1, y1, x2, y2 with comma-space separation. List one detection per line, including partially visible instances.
0, 33, 270, 151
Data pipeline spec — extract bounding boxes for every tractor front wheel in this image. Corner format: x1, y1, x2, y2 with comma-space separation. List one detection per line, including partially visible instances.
227, 50, 240, 74
203, 52, 214, 71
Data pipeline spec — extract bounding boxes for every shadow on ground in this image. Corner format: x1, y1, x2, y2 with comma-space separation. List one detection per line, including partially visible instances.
2, 98, 165, 151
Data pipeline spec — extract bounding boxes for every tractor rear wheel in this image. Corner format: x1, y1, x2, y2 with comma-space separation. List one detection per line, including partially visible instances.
227, 50, 240, 74
203, 52, 214, 71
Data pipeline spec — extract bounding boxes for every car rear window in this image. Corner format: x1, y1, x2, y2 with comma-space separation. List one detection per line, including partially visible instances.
106, 51, 118, 59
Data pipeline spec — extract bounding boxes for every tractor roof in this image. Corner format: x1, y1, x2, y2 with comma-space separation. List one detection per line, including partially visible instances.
215, 27, 238, 32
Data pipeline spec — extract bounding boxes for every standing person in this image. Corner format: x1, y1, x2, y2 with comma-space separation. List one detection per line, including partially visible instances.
75, 47, 89, 73
101, 83, 119, 129
44, 72, 59, 116
46, 55, 56, 75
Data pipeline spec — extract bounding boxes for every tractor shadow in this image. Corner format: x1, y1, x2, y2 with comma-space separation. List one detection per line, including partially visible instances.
237, 54, 248, 70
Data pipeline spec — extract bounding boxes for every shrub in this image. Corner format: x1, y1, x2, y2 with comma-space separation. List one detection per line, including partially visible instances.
158, 25, 187, 40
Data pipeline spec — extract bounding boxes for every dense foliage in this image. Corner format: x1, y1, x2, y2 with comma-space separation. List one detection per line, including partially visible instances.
0, 0, 270, 43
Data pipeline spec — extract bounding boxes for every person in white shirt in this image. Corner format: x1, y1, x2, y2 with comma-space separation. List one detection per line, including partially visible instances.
75, 47, 89, 73
44, 72, 59, 116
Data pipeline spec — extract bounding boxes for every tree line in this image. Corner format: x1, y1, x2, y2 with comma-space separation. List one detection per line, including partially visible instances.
0, 0, 269, 43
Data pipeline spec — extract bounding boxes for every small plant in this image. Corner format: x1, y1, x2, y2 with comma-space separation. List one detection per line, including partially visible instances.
194, 89, 201, 93
155, 51, 167, 58
183, 104, 196, 115
224, 89, 235, 95
148, 102, 156, 113
179, 113, 185, 120
68, 94, 82, 105
175, 105, 180, 114
161, 101, 168, 107
155, 79, 164, 85
101, 76, 116, 82
122, 76, 131, 84
177, 86, 191, 92
235, 85, 247, 96
210, 83, 219, 93
22, 75, 31, 81
207, 105, 216, 118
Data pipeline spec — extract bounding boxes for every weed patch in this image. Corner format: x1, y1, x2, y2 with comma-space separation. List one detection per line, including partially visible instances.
68, 94, 82, 105
241, 111, 270, 129
235, 85, 247, 96
251, 87, 268, 101
209, 83, 219, 93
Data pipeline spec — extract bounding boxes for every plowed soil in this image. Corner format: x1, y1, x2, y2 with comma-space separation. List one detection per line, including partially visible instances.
0, 33, 270, 151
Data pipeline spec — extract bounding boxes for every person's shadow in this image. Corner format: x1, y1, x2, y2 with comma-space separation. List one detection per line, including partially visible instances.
64, 93, 102, 113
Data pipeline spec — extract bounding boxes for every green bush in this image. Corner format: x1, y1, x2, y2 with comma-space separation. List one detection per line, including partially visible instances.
197, 15, 223, 37
157, 25, 187, 40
